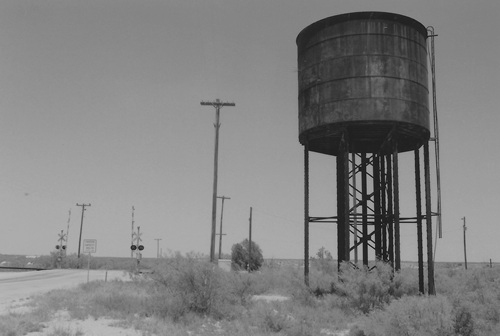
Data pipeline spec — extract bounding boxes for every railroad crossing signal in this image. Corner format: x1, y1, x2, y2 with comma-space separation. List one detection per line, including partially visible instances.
56, 230, 67, 252
132, 230, 142, 243
130, 244, 144, 251
130, 226, 145, 273
130, 225, 144, 252
55, 229, 67, 269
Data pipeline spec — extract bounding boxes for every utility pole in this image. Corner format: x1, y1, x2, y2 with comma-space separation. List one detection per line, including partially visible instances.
216, 196, 230, 259
76, 203, 91, 258
200, 99, 235, 263
462, 217, 468, 270
66, 209, 71, 252
248, 207, 252, 271
131, 206, 135, 258
155, 238, 162, 258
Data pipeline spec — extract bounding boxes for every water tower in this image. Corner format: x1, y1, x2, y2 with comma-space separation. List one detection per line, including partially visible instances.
297, 12, 441, 294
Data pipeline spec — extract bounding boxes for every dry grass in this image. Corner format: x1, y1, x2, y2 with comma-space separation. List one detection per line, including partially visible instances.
2, 257, 500, 336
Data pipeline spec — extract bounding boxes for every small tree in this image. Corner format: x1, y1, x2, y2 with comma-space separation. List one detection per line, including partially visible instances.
315, 246, 333, 260
231, 239, 263, 271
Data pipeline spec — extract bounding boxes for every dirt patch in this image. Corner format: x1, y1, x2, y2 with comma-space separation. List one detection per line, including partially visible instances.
26, 310, 144, 336
0, 270, 130, 315
251, 294, 289, 302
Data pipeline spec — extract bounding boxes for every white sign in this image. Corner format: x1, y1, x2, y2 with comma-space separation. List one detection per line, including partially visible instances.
83, 239, 97, 254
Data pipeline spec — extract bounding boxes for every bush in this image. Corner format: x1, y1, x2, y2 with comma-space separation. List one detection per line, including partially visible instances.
16, 255, 500, 336
454, 306, 474, 336
439, 267, 500, 336
335, 262, 394, 313
149, 255, 241, 321
354, 295, 454, 336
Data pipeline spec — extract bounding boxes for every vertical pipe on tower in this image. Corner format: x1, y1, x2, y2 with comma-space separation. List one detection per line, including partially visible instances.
304, 144, 310, 286
424, 142, 436, 295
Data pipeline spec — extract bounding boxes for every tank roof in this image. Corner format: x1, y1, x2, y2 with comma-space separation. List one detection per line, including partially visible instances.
297, 11, 428, 48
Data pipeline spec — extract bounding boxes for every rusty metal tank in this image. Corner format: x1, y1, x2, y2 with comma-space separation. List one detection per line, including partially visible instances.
297, 12, 430, 155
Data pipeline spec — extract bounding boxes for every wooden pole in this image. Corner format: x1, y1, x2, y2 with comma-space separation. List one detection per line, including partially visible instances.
200, 99, 235, 263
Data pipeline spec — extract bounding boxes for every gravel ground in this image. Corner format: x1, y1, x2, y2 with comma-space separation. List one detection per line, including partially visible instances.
25, 310, 145, 336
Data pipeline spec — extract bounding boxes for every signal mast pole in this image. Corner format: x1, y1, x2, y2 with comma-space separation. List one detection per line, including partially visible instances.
155, 238, 162, 258
200, 99, 235, 263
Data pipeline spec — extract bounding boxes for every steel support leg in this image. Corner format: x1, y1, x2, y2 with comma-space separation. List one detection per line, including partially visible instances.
415, 148, 425, 294
361, 153, 369, 266
337, 133, 350, 268
380, 157, 388, 262
386, 155, 394, 268
393, 143, 401, 271
373, 155, 382, 260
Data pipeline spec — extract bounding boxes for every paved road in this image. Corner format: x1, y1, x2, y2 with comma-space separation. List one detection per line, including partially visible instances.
0, 269, 129, 315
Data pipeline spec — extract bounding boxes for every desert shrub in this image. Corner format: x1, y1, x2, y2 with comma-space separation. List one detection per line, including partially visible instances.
335, 262, 394, 313
354, 295, 454, 336
87, 281, 150, 318
255, 265, 304, 295
0, 313, 44, 336
453, 306, 474, 336
308, 266, 337, 296
259, 304, 291, 333
34, 280, 149, 320
390, 268, 420, 298
331, 261, 422, 314
149, 255, 240, 321
438, 267, 500, 336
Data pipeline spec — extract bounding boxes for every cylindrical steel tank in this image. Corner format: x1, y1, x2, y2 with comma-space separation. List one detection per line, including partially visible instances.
297, 12, 430, 155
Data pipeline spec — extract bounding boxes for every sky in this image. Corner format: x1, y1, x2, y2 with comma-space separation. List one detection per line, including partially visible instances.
0, 0, 499, 263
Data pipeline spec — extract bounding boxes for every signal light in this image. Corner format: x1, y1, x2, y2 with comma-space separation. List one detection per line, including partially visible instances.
56, 245, 60, 249
138, 245, 144, 251
131, 245, 137, 250
62, 245, 66, 250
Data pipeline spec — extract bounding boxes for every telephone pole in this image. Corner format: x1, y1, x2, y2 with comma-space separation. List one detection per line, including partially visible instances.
216, 196, 230, 259
76, 203, 91, 258
131, 206, 135, 258
155, 238, 162, 258
66, 209, 71, 252
200, 99, 235, 263
462, 217, 468, 270
248, 206, 252, 271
